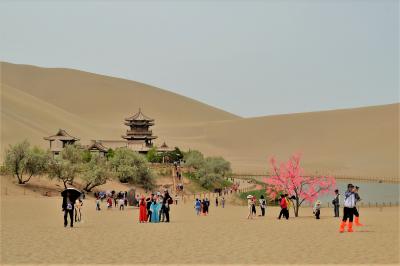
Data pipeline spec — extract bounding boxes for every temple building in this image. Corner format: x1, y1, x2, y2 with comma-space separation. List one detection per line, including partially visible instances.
122, 108, 157, 153
44, 129, 79, 156
86, 140, 108, 157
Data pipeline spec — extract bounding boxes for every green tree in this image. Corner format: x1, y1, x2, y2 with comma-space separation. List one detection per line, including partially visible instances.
184, 150, 205, 171
47, 144, 83, 188
110, 148, 155, 190
106, 148, 115, 159
81, 154, 109, 192
146, 147, 161, 163
4, 140, 50, 184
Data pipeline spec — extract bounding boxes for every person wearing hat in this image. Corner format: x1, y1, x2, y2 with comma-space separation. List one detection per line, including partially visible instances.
353, 186, 364, 226
332, 189, 340, 217
313, 200, 321, 219
339, 184, 356, 232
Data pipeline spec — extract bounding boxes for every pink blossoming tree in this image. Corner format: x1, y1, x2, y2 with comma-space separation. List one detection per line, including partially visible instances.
263, 153, 336, 217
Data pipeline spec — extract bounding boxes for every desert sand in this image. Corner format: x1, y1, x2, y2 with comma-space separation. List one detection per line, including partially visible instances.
1, 62, 399, 178
1, 194, 398, 265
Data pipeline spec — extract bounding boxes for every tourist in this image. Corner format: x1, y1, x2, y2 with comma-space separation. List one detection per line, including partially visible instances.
74, 199, 83, 222
201, 199, 208, 215
259, 195, 266, 216
119, 197, 125, 210
175, 194, 179, 205
195, 199, 201, 215
96, 196, 101, 211
215, 196, 219, 207
251, 196, 257, 216
150, 199, 161, 223
139, 196, 147, 223
332, 189, 340, 217
313, 200, 321, 219
146, 195, 153, 222
114, 195, 118, 208
221, 197, 225, 208
339, 184, 356, 233
285, 194, 292, 218
205, 198, 210, 214
247, 195, 254, 219
163, 190, 173, 222
62, 191, 75, 227
159, 196, 166, 222
107, 197, 112, 209
278, 194, 288, 220
353, 186, 364, 226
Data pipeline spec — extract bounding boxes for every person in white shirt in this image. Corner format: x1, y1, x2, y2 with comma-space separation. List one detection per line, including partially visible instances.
339, 184, 356, 233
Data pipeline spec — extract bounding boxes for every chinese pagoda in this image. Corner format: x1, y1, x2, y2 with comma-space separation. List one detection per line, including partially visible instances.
122, 108, 157, 153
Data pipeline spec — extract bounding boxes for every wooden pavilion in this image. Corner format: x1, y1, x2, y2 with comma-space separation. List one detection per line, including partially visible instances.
43, 129, 79, 155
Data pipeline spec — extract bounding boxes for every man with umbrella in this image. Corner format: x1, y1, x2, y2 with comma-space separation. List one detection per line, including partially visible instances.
61, 188, 81, 228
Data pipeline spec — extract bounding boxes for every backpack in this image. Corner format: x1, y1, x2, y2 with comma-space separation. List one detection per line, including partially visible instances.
168, 197, 173, 204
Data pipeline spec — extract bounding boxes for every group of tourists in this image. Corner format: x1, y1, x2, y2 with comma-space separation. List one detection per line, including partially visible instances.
139, 190, 173, 223
61, 190, 84, 228
194, 198, 210, 215
247, 195, 267, 219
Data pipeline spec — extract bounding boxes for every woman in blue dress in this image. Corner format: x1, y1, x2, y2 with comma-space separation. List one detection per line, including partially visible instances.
150, 200, 161, 223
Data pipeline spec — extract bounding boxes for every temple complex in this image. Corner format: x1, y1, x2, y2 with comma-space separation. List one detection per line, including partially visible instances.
122, 108, 157, 153
44, 109, 172, 157
44, 129, 79, 155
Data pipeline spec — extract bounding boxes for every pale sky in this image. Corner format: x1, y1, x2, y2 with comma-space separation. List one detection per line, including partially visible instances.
0, 0, 398, 117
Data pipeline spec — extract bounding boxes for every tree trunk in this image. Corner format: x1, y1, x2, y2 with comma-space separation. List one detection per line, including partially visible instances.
295, 200, 300, 217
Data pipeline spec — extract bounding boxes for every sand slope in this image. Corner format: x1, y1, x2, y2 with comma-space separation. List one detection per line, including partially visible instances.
1, 62, 398, 178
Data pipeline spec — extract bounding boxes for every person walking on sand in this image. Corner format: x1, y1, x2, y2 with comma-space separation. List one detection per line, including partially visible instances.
278, 194, 288, 220
74, 199, 83, 222
247, 195, 254, 219
285, 194, 292, 218
195, 198, 201, 215
259, 195, 266, 216
332, 189, 340, 217
339, 184, 356, 233
119, 197, 125, 210
353, 186, 364, 226
215, 196, 219, 207
62, 192, 75, 228
313, 200, 321, 219
251, 196, 257, 216
139, 196, 147, 223
221, 197, 225, 208
96, 196, 101, 211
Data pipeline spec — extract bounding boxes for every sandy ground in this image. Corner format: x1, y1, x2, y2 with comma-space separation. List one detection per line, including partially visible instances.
1, 195, 398, 265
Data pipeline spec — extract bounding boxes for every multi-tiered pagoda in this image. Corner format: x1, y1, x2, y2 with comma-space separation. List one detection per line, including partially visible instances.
122, 108, 157, 153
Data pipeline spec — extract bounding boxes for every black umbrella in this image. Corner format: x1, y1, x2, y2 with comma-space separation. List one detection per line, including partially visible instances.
61, 188, 82, 201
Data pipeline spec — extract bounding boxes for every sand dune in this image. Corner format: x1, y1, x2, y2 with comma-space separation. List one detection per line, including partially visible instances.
1, 62, 398, 178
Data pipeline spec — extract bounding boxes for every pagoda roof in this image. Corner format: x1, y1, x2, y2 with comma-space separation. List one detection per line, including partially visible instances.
125, 108, 154, 122
87, 141, 108, 152
158, 141, 174, 152
122, 135, 157, 140
44, 129, 80, 141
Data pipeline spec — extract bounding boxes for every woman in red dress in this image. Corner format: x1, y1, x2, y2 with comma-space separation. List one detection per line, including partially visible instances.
139, 196, 147, 223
